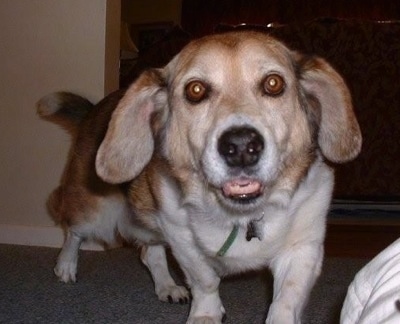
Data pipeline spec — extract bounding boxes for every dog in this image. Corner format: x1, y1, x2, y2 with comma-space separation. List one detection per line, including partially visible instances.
37, 30, 361, 323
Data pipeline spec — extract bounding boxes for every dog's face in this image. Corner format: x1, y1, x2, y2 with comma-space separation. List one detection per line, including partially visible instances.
96, 31, 361, 212
164, 34, 318, 211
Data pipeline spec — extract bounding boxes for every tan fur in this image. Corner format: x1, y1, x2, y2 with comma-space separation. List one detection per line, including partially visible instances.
38, 31, 361, 323
45, 91, 125, 226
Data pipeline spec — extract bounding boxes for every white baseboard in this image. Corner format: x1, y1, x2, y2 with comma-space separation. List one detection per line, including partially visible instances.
0, 224, 104, 250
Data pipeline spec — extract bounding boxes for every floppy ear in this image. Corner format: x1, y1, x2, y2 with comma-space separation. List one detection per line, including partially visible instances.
299, 57, 362, 163
96, 69, 167, 184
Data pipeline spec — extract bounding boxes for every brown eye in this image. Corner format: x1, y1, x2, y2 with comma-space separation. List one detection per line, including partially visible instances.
263, 74, 285, 96
185, 80, 208, 103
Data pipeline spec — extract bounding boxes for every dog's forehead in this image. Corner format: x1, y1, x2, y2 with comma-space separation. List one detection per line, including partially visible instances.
170, 32, 294, 79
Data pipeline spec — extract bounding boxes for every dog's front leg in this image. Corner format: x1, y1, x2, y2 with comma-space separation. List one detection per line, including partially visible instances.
186, 274, 224, 324
140, 244, 190, 304
164, 226, 225, 324
266, 243, 324, 324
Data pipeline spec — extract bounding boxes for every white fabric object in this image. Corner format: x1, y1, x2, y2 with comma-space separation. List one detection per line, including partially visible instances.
341, 238, 400, 324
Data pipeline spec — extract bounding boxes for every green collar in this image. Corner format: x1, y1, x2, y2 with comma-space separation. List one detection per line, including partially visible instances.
216, 220, 263, 257
216, 224, 239, 257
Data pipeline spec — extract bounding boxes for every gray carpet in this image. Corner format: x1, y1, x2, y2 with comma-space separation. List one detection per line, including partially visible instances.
0, 244, 369, 324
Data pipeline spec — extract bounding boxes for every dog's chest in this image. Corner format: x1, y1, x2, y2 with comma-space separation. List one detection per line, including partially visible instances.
191, 212, 287, 271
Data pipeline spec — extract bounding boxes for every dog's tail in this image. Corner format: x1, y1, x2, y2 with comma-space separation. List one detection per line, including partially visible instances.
36, 92, 94, 136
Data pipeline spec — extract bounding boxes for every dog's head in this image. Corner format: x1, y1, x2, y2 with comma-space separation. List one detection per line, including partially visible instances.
96, 31, 361, 211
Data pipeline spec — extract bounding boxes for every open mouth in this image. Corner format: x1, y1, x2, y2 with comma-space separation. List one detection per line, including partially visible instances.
222, 178, 263, 203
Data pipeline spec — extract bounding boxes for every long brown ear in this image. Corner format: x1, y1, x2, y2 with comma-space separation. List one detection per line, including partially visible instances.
299, 56, 362, 163
96, 69, 167, 184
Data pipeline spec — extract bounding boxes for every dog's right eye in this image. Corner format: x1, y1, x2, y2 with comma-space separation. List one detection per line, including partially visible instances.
185, 80, 208, 103
262, 74, 285, 96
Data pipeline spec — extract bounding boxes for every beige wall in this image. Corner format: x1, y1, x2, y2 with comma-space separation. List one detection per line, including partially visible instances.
0, 0, 120, 241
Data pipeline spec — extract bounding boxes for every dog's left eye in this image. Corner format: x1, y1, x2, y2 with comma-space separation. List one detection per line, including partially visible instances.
185, 80, 208, 103
262, 74, 285, 96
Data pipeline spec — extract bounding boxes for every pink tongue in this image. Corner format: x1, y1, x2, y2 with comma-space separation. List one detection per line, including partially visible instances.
223, 179, 261, 197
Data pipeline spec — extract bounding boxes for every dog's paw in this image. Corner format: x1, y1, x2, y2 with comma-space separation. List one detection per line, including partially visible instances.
157, 284, 190, 304
186, 313, 227, 324
186, 316, 222, 324
54, 261, 77, 283
265, 303, 299, 324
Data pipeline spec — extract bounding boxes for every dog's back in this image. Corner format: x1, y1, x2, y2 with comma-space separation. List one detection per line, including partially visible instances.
36, 90, 178, 289
36, 91, 125, 225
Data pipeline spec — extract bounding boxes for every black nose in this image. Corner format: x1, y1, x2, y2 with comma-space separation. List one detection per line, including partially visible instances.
218, 127, 264, 167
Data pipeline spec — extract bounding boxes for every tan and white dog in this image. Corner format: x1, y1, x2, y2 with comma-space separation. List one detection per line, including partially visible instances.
37, 31, 361, 323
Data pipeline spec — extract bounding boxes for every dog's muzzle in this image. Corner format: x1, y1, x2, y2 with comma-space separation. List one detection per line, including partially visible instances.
218, 126, 264, 202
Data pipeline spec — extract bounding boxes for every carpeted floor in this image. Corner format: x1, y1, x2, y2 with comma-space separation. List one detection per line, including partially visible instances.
0, 244, 369, 324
